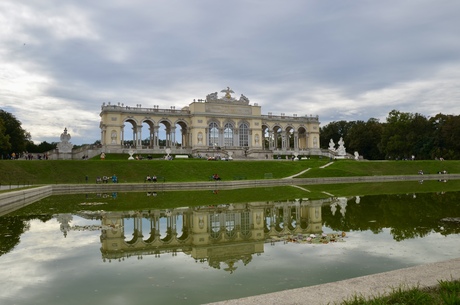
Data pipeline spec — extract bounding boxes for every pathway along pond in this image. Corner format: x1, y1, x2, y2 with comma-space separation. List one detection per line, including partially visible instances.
1, 190, 459, 305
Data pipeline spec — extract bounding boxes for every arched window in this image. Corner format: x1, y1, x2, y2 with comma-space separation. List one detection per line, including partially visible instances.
240, 211, 251, 237
208, 122, 219, 147
239, 123, 249, 147
224, 123, 233, 146
210, 214, 220, 239
225, 213, 236, 238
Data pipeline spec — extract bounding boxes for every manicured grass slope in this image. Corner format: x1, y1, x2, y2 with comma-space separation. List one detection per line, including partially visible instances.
0, 158, 329, 184
298, 160, 459, 177
1, 157, 459, 185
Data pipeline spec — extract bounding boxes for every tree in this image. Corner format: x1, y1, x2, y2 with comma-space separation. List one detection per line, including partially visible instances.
26, 141, 58, 153
430, 114, 460, 159
0, 110, 29, 157
346, 118, 384, 160
320, 120, 354, 149
379, 110, 414, 159
0, 119, 11, 156
406, 113, 432, 159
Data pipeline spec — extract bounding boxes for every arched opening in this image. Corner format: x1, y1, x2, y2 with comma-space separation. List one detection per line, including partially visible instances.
123, 216, 146, 245
285, 126, 294, 150
298, 126, 308, 150
262, 125, 270, 150
140, 120, 155, 148
273, 126, 282, 150
122, 119, 139, 148
158, 120, 173, 148
175, 120, 188, 148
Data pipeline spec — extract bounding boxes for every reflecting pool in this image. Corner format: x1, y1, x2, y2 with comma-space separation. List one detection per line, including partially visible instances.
1, 191, 460, 305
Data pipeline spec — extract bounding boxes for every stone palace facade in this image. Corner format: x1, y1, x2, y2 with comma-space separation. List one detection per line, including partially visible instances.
99, 87, 321, 159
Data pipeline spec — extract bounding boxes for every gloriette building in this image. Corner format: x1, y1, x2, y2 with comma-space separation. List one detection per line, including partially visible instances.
99, 87, 321, 159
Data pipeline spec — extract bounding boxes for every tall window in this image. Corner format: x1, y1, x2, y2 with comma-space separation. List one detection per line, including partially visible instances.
208, 122, 219, 147
225, 213, 236, 238
239, 123, 249, 147
241, 211, 250, 237
224, 123, 233, 146
210, 214, 220, 239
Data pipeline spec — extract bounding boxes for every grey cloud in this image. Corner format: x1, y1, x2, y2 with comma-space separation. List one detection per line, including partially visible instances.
2, 0, 460, 144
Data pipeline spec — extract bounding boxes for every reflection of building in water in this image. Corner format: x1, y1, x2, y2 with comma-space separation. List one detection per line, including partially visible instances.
99, 198, 334, 272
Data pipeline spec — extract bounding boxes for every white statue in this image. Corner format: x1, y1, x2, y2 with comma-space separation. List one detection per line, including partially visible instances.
337, 137, 346, 156
239, 94, 249, 104
111, 131, 117, 144
57, 128, 73, 153
206, 92, 218, 102
328, 139, 336, 151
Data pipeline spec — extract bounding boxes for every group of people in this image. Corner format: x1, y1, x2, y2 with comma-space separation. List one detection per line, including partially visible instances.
212, 174, 221, 181
3, 152, 49, 160
418, 170, 448, 175
96, 174, 118, 183
145, 175, 158, 182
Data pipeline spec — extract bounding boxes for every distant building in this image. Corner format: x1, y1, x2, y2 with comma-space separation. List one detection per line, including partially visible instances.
99, 87, 321, 159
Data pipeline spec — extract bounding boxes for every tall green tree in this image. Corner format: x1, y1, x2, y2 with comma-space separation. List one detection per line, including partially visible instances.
379, 110, 414, 159
0, 119, 11, 154
430, 114, 460, 159
406, 113, 432, 159
0, 109, 29, 156
346, 118, 384, 160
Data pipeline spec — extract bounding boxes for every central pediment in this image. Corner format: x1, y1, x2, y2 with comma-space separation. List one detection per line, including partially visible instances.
206, 87, 250, 105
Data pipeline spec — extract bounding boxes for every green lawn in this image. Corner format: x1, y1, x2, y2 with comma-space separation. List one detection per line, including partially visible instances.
0, 156, 458, 185
298, 160, 458, 178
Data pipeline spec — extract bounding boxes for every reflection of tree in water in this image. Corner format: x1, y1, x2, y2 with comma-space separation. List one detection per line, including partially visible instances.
0, 217, 31, 256
0, 214, 53, 257
323, 192, 460, 241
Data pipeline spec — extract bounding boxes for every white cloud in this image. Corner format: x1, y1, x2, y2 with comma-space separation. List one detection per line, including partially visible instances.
1, 0, 460, 144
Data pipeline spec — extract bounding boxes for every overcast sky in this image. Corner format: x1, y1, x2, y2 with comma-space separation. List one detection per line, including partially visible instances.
2, 1, 460, 145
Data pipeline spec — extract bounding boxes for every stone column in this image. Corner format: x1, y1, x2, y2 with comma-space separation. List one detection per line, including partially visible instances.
281, 131, 287, 150
294, 131, 299, 150
101, 127, 106, 146
154, 126, 160, 147
219, 128, 224, 147
137, 127, 142, 147
132, 127, 136, 148
120, 126, 124, 147
171, 127, 176, 147
149, 126, 154, 148
268, 130, 274, 150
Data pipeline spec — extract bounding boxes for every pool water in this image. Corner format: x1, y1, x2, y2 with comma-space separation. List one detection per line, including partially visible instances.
1, 192, 459, 305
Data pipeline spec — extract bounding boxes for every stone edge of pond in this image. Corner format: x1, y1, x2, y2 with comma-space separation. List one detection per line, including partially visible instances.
205, 257, 460, 305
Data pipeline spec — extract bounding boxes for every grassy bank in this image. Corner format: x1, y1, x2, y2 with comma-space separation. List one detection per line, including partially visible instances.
339, 279, 460, 305
0, 157, 459, 185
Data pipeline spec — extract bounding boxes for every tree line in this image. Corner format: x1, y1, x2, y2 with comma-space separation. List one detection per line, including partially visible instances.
320, 109, 460, 160
0, 109, 57, 159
